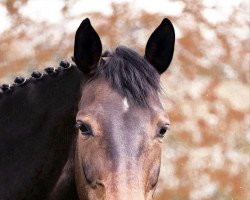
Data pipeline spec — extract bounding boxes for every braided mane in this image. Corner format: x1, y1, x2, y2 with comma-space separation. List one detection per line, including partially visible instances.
0, 60, 74, 97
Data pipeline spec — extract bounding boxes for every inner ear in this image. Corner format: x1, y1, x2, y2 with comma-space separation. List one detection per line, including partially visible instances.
74, 18, 102, 75
145, 18, 175, 74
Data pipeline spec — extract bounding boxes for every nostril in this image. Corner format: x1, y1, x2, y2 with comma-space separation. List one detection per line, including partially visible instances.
85, 176, 92, 185
82, 164, 105, 189
90, 182, 97, 189
89, 180, 105, 189
96, 181, 105, 188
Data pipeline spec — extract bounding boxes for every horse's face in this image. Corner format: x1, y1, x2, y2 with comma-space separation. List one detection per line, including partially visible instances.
75, 79, 168, 199
73, 18, 175, 200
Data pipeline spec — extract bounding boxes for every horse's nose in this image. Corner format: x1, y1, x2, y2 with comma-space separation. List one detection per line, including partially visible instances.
102, 176, 145, 200
86, 179, 146, 200
103, 189, 145, 200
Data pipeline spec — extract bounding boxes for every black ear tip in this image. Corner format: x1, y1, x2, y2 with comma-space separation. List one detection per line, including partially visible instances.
77, 18, 91, 31
162, 18, 171, 24
82, 18, 91, 25
161, 18, 174, 29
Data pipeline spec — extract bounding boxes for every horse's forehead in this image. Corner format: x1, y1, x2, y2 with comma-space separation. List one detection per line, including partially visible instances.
79, 79, 127, 110
79, 79, 163, 117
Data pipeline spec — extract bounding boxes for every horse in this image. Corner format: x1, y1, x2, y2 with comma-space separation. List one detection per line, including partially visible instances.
0, 18, 175, 200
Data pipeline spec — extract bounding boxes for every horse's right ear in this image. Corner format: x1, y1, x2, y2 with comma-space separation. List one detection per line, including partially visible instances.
74, 18, 102, 75
145, 18, 175, 74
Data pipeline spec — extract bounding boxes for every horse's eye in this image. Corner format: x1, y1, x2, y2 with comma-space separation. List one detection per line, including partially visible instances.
75, 122, 92, 136
157, 124, 169, 138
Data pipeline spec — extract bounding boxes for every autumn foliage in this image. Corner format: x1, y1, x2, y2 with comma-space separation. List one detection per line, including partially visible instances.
0, 0, 249, 199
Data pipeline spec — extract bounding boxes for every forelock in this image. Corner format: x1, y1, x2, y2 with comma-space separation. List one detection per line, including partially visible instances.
93, 46, 161, 107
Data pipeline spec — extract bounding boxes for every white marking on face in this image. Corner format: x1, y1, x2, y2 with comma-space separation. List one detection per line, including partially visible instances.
123, 98, 129, 112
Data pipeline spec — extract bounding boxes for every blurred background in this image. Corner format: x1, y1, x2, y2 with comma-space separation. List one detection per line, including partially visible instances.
0, 0, 249, 199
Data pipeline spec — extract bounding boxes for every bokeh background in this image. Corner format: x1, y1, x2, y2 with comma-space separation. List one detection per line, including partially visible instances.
0, 0, 249, 199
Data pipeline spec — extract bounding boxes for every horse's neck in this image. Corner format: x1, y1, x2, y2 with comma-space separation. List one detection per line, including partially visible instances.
0, 66, 83, 200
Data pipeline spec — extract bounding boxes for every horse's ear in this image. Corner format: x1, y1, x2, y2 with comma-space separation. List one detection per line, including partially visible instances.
74, 18, 102, 74
145, 18, 175, 74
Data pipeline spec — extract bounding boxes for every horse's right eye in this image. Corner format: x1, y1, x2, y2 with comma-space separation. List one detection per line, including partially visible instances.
75, 122, 93, 136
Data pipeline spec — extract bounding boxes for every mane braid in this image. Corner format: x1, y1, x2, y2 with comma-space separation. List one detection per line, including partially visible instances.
96, 46, 160, 107
0, 60, 74, 97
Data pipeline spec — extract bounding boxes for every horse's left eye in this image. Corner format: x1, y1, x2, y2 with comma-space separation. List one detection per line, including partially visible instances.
75, 122, 92, 136
157, 124, 169, 138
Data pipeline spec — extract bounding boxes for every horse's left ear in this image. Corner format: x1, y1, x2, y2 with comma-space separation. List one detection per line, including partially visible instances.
145, 18, 175, 74
74, 18, 102, 75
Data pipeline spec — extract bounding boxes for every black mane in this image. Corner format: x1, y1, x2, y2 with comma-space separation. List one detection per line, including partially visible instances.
0, 61, 76, 96
95, 46, 160, 107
